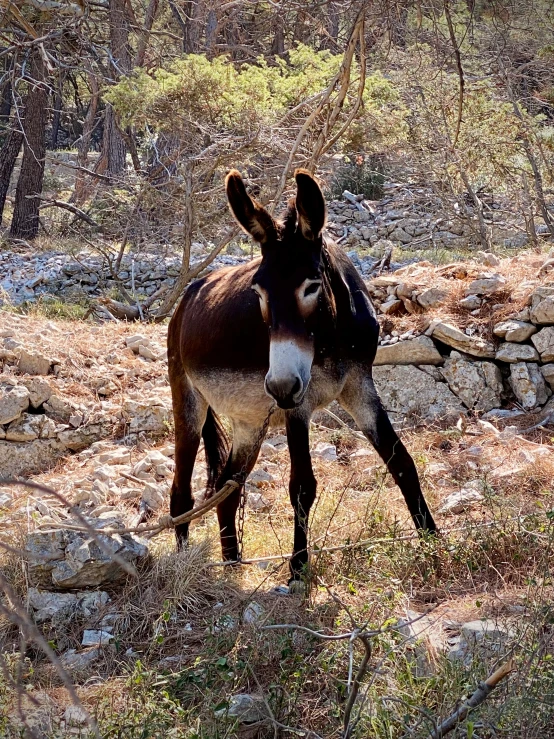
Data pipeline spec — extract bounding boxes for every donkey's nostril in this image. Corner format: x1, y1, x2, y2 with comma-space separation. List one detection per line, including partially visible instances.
265, 374, 304, 408
291, 377, 302, 397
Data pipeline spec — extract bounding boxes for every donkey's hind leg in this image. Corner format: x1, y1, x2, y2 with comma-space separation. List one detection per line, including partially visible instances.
169, 372, 208, 548
339, 369, 437, 534
214, 420, 267, 562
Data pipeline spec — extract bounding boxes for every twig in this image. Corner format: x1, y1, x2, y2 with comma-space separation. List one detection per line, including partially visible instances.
429, 659, 515, 738
443, 0, 465, 148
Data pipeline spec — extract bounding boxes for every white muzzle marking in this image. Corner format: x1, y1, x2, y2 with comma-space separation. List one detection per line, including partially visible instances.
265, 338, 313, 406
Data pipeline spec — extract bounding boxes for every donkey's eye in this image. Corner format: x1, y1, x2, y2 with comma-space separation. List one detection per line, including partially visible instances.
303, 281, 321, 297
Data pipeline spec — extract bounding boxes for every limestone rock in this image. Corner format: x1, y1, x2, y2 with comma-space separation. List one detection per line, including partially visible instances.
477, 251, 500, 266
58, 422, 108, 451
431, 322, 495, 358
43, 393, 75, 422
496, 343, 539, 363
26, 520, 148, 589
120, 397, 172, 435
374, 335, 443, 366
20, 377, 52, 408
373, 365, 465, 423
60, 648, 100, 672
0, 383, 30, 424
531, 326, 554, 362
540, 364, 554, 389
28, 587, 109, 624
441, 353, 502, 411
510, 362, 550, 410
459, 295, 481, 310
0, 438, 65, 477
438, 480, 485, 514
17, 348, 52, 375
493, 320, 536, 343
82, 629, 113, 647
311, 442, 338, 461
64, 705, 89, 727
448, 619, 514, 665
530, 286, 554, 324
380, 297, 403, 315
465, 273, 506, 296
5, 412, 56, 442
215, 694, 269, 724
416, 287, 448, 309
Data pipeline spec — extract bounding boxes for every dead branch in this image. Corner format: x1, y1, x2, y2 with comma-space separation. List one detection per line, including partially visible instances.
37, 197, 99, 227
429, 659, 515, 739
443, 0, 464, 148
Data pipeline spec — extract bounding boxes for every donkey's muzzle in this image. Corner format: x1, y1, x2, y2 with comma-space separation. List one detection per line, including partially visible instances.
265, 374, 305, 409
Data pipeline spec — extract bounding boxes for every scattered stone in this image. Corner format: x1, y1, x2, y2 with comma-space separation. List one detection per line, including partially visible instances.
97, 448, 131, 466
531, 326, 554, 362
416, 287, 448, 309
495, 342, 539, 363
247, 492, 271, 512
0, 383, 30, 424
243, 601, 265, 625
493, 320, 536, 343
530, 286, 554, 324
248, 468, 274, 486
459, 295, 481, 310
380, 297, 403, 315
448, 619, 515, 664
477, 251, 500, 266
26, 520, 149, 589
20, 377, 52, 408
441, 353, 503, 411
431, 322, 495, 358
540, 364, 554, 389
510, 362, 550, 410
64, 705, 89, 727
465, 273, 506, 296
311, 442, 338, 461
142, 482, 165, 511
60, 647, 100, 672
215, 694, 269, 724
438, 480, 485, 514
17, 348, 52, 375
373, 364, 465, 423
120, 397, 172, 435
374, 335, 443, 366
82, 629, 114, 647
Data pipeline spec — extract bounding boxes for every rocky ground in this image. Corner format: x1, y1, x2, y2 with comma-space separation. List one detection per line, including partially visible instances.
1, 208, 554, 735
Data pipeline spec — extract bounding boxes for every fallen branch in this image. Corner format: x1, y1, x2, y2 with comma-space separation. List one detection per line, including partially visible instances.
429, 659, 515, 738
37, 197, 99, 227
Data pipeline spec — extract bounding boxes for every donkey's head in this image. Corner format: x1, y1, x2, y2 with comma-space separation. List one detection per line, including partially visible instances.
226, 169, 327, 409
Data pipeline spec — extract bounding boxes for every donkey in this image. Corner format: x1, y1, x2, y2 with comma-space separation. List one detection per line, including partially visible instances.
167, 169, 437, 584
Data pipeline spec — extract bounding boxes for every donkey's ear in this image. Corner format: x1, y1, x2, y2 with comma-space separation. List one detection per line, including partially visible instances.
225, 170, 276, 245
294, 169, 326, 241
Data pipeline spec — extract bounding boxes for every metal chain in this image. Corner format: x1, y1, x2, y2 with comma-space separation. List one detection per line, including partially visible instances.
234, 404, 275, 562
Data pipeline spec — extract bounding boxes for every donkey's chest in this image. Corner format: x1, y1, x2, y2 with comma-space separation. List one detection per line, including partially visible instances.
189, 361, 347, 425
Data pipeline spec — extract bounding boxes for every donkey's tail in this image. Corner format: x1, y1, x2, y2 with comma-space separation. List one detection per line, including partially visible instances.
202, 407, 230, 494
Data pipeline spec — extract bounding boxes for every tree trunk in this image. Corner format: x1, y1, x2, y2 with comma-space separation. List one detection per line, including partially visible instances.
10, 56, 48, 240
99, 0, 132, 177
169, 0, 201, 53
135, 0, 160, 67
0, 126, 23, 225
73, 71, 100, 204
50, 74, 64, 149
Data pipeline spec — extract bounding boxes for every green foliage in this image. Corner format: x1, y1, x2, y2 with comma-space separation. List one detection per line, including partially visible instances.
107, 46, 405, 157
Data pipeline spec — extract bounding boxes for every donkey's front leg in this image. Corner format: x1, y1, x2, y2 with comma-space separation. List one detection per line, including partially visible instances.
340, 370, 437, 535
286, 412, 318, 583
